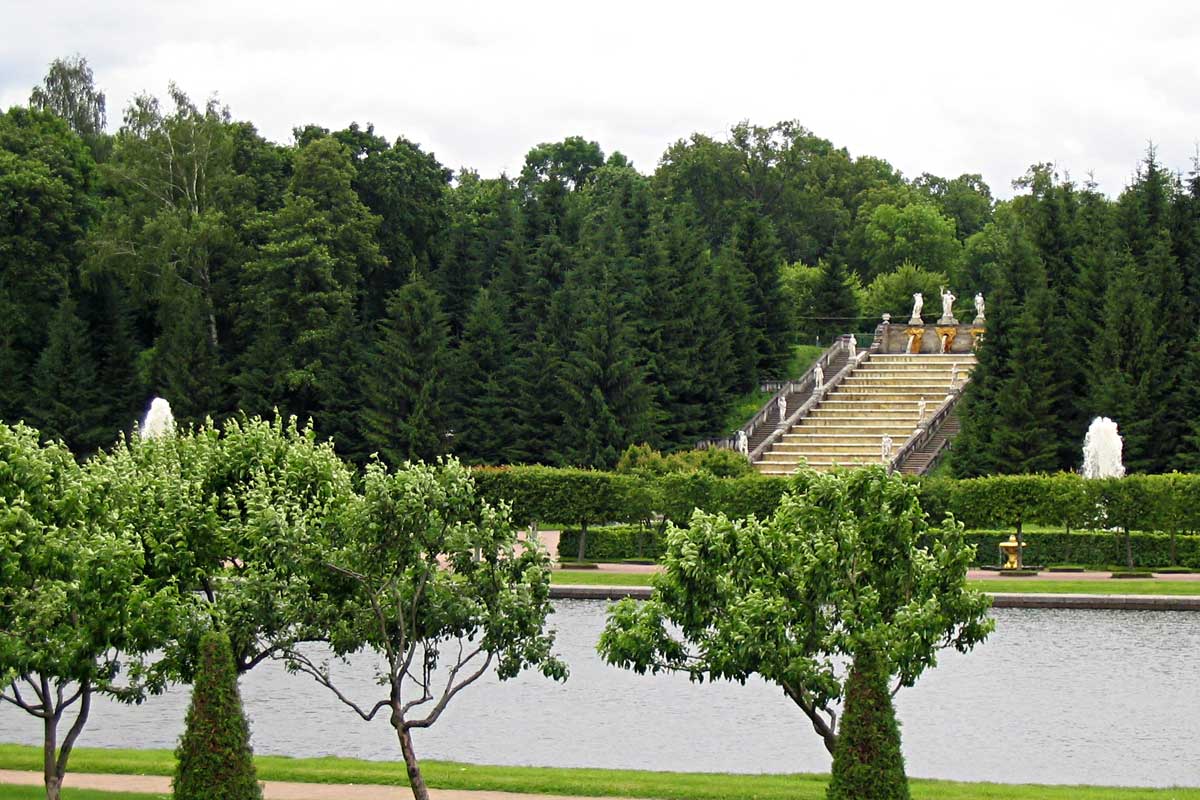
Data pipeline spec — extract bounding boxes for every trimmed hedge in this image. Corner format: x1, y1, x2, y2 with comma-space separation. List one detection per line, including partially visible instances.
473, 465, 1200, 566
558, 525, 667, 562
957, 530, 1200, 569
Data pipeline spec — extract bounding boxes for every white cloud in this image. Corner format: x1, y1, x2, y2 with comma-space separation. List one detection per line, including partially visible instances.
5, 0, 1200, 196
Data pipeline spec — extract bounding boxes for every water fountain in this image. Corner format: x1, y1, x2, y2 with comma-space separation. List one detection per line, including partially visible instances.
1081, 417, 1125, 479
140, 396, 176, 439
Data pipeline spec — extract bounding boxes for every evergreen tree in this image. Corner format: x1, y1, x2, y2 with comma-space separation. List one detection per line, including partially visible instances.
360, 273, 451, 465
826, 651, 910, 800
173, 631, 261, 800
153, 279, 227, 425
447, 288, 519, 464
1086, 254, 1169, 473
555, 263, 654, 468
953, 225, 1059, 476
728, 208, 791, 376
29, 294, 110, 454
809, 258, 861, 343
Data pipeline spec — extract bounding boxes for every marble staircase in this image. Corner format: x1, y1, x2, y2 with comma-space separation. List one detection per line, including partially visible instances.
754, 353, 974, 475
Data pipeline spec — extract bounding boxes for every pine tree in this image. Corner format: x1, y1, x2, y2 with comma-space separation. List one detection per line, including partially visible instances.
556, 263, 654, 468
729, 208, 792, 377
447, 288, 519, 464
809, 258, 860, 344
29, 294, 110, 454
826, 651, 910, 800
153, 280, 227, 426
953, 225, 1059, 476
360, 273, 451, 465
173, 631, 261, 800
1086, 254, 1169, 473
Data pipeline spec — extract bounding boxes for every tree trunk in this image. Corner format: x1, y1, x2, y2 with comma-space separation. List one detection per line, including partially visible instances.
396, 725, 430, 800
1015, 520, 1024, 569
43, 707, 60, 800
1124, 526, 1134, 570
577, 520, 588, 562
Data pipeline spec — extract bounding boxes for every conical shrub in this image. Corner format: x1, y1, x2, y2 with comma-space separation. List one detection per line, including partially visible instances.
826, 650, 909, 800
173, 631, 261, 800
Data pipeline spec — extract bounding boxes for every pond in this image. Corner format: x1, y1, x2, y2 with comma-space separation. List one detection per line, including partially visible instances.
2, 602, 1198, 788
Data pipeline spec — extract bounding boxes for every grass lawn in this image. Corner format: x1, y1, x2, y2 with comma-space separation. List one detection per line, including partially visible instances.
0, 745, 1196, 800
0, 789, 166, 800
551, 570, 1200, 595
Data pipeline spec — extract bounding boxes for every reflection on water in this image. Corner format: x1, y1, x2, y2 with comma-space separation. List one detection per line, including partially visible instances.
1, 603, 1198, 787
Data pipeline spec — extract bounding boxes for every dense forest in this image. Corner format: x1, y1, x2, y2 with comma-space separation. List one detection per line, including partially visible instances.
3, 56, 1199, 473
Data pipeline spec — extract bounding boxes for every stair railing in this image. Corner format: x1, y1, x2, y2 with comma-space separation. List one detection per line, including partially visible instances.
889, 383, 965, 474
698, 335, 859, 455
748, 339, 869, 463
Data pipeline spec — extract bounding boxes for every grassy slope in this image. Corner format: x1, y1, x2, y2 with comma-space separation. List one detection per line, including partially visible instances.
0, 746, 1195, 800
551, 570, 1200, 595
721, 345, 824, 433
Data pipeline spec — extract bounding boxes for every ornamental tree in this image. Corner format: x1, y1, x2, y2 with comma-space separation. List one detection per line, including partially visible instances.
280, 458, 566, 800
598, 466, 992, 762
89, 414, 356, 678
0, 423, 186, 800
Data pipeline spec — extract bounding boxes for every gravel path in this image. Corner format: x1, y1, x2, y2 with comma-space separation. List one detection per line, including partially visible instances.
0, 770, 646, 800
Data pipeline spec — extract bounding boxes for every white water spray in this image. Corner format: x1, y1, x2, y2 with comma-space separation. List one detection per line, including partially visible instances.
1082, 417, 1125, 479
140, 397, 176, 439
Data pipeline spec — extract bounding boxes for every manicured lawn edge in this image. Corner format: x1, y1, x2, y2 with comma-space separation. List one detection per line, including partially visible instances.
1, 745, 1198, 800
550, 571, 1200, 595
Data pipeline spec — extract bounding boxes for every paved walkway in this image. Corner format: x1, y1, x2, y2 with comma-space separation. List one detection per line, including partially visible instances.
0, 770, 645, 800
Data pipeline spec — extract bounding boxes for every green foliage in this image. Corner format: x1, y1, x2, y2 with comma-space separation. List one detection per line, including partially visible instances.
0, 422, 186, 799
615, 444, 753, 478
283, 458, 566, 800
599, 467, 992, 756
361, 272, 451, 464
29, 55, 107, 141
89, 415, 356, 677
807, 259, 860, 341
471, 466, 654, 528
826, 651, 910, 800
860, 262, 946, 324
861, 202, 962, 281
558, 525, 667, 561
172, 631, 261, 800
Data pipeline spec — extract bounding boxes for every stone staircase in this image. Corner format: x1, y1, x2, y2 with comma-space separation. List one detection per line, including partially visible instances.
754, 353, 975, 475
894, 409, 961, 475
745, 349, 854, 455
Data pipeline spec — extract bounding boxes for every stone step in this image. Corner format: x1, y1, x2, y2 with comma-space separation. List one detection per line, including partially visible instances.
770, 443, 909, 455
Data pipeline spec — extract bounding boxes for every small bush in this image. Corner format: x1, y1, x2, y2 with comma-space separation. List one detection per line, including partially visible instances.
827, 651, 909, 800
173, 631, 261, 800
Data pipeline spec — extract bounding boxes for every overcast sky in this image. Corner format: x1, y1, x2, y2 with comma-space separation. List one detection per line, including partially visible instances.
4, 0, 1200, 198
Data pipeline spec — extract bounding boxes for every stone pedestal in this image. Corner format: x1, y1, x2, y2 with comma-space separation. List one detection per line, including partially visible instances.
937, 315, 958, 326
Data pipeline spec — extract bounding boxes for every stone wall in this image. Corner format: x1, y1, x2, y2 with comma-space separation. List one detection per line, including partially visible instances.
876, 322, 983, 354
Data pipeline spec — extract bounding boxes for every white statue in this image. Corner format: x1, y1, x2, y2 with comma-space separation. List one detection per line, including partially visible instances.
813, 364, 824, 390
735, 429, 749, 456
846, 337, 856, 359
950, 363, 960, 387
909, 292, 924, 323
916, 397, 927, 424
777, 395, 787, 424
974, 292, 985, 323
880, 434, 894, 462
940, 286, 956, 321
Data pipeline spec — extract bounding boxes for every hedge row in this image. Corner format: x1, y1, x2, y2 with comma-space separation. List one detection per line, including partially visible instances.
471, 466, 790, 526
557, 525, 667, 562
952, 530, 1200, 569
476, 467, 1200, 533
557, 526, 1200, 567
